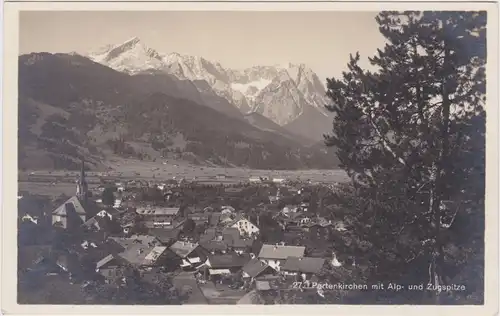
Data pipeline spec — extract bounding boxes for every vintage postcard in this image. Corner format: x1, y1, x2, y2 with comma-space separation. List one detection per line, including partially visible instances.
1, 1, 499, 315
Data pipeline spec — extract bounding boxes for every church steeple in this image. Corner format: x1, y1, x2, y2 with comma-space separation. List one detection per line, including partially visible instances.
76, 159, 88, 201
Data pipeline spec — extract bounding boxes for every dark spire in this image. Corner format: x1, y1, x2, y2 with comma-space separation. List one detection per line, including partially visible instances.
80, 158, 85, 182
77, 158, 88, 201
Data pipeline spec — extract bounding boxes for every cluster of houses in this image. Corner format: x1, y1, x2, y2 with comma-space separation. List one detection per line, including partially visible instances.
20, 161, 352, 302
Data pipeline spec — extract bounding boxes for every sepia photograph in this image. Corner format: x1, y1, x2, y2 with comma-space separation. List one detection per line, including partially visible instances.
2, 2, 499, 313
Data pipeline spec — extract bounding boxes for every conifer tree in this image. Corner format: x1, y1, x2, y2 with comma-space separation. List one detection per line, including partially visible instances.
325, 11, 485, 303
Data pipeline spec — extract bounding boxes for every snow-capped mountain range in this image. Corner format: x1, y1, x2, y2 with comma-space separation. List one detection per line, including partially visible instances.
88, 37, 331, 130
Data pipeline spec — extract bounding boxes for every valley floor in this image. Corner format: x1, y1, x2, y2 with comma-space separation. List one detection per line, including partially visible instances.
19, 158, 350, 197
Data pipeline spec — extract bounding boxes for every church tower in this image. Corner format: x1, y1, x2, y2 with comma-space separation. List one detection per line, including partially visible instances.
76, 159, 88, 201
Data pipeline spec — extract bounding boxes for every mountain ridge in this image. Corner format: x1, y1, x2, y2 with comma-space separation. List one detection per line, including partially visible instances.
86, 37, 333, 141
18, 52, 339, 171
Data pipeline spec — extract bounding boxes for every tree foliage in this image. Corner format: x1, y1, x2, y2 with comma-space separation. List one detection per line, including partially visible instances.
325, 11, 485, 304
101, 187, 116, 206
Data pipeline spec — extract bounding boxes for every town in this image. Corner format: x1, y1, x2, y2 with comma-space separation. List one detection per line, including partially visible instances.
18, 160, 364, 305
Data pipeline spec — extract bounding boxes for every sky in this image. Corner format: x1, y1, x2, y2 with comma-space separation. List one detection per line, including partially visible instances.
19, 11, 386, 81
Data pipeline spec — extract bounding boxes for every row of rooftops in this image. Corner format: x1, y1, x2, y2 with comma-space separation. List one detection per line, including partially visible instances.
95, 231, 325, 272
135, 206, 180, 216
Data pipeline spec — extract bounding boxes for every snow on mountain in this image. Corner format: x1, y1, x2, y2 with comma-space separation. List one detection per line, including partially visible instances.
89, 37, 167, 75
87, 37, 331, 133
231, 78, 271, 101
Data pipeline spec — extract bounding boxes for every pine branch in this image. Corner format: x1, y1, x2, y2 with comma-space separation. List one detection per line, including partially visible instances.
367, 113, 408, 167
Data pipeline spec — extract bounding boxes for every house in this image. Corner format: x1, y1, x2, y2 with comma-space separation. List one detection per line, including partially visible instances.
278, 212, 312, 230
199, 228, 230, 254
255, 280, 272, 291
272, 178, 285, 184
204, 253, 251, 279
188, 213, 210, 226
219, 213, 234, 226
257, 244, 306, 272
52, 196, 89, 229
82, 217, 106, 232
200, 227, 218, 242
200, 239, 230, 255
95, 254, 136, 284
113, 199, 123, 209
206, 253, 251, 271
226, 215, 260, 237
281, 257, 327, 281
168, 241, 206, 270
52, 160, 96, 229
96, 209, 121, 221
242, 258, 275, 280
148, 227, 181, 246
222, 227, 241, 241
304, 217, 333, 240
136, 206, 181, 228
230, 238, 255, 255
107, 235, 168, 268
82, 213, 122, 236
199, 227, 254, 255
220, 206, 236, 215
21, 214, 39, 225
249, 177, 262, 183
281, 205, 299, 215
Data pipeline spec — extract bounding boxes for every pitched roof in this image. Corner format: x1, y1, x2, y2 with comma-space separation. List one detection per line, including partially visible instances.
282, 257, 326, 274
188, 213, 209, 224
142, 246, 168, 266
258, 244, 306, 260
82, 217, 100, 230
231, 238, 254, 249
221, 206, 235, 213
200, 240, 228, 252
109, 235, 159, 249
200, 228, 217, 243
148, 228, 181, 244
52, 196, 86, 216
108, 235, 164, 266
208, 253, 251, 269
242, 258, 271, 278
136, 207, 180, 216
303, 217, 332, 228
96, 254, 116, 269
222, 227, 240, 240
255, 280, 271, 291
169, 241, 199, 258
82, 216, 111, 231
225, 214, 257, 228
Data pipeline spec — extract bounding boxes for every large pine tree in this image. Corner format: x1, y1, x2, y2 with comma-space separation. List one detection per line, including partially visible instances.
325, 11, 486, 303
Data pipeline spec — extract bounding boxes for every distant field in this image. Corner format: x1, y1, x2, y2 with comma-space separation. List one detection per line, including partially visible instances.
18, 182, 84, 197
18, 158, 349, 196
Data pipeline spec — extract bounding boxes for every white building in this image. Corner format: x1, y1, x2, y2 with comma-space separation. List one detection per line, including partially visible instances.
227, 215, 260, 237
249, 177, 262, 183
272, 178, 285, 184
257, 244, 305, 272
